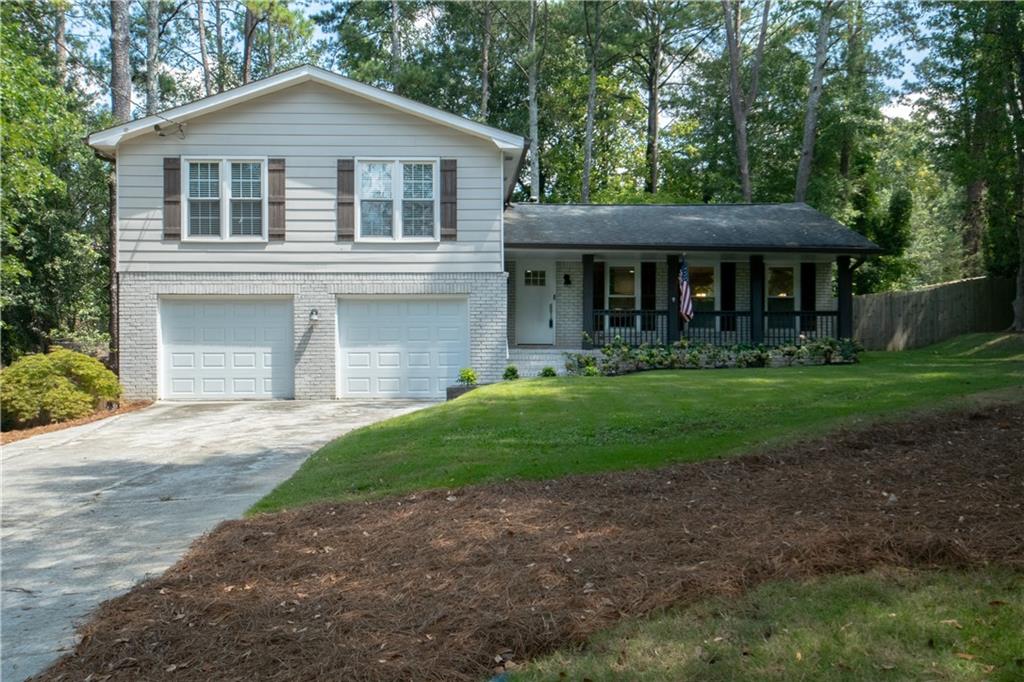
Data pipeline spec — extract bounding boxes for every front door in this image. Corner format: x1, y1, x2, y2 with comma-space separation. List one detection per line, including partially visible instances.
515, 261, 556, 344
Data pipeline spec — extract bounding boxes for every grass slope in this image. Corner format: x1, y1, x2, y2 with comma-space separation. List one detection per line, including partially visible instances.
511, 568, 1024, 681
253, 333, 1023, 513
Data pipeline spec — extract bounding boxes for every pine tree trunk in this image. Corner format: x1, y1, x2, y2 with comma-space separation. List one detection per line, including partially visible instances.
582, 2, 602, 204
795, 2, 837, 202
480, 2, 491, 121
146, 0, 160, 115
645, 68, 659, 194
197, 0, 212, 96
109, 0, 131, 121
527, 0, 540, 202
391, 0, 401, 93
243, 6, 257, 83
215, 0, 225, 92
54, 3, 67, 86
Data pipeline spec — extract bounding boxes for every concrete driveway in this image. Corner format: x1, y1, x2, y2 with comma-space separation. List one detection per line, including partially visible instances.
0, 400, 431, 681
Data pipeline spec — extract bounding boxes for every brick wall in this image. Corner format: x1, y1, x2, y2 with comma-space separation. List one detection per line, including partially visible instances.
119, 271, 507, 400
555, 260, 583, 347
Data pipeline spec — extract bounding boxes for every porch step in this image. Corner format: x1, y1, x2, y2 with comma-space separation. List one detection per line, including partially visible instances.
506, 348, 597, 377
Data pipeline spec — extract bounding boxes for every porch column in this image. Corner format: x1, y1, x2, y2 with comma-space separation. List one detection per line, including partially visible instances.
582, 254, 595, 348
837, 255, 853, 338
666, 254, 680, 343
749, 255, 765, 345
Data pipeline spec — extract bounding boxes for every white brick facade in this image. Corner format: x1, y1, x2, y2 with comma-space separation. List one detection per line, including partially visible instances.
119, 272, 507, 400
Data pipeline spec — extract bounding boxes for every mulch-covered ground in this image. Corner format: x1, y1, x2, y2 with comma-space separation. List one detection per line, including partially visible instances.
0, 401, 152, 445
38, 402, 1024, 682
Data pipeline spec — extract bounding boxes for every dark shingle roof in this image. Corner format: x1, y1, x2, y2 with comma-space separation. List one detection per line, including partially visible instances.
503, 202, 881, 254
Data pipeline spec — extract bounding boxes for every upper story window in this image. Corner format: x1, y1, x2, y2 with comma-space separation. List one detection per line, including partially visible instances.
356, 159, 438, 241
185, 159, 266, 241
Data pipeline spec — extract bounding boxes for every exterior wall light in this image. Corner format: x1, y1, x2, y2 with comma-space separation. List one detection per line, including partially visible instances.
564, 274, 572, 286
309, 308, 320, 323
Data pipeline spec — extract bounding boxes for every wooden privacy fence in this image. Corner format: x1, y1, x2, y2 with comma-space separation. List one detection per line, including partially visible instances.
853, 276, 1015, 351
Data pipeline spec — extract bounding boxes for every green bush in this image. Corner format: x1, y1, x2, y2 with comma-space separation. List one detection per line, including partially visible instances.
539, 366, 557, 377
582, 365, 601, 377
456, 367, 478, 386
0, 347, 121, 429
503, 365, 519, 380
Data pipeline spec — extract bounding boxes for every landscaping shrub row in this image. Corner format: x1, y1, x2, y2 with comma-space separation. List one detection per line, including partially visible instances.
564, 336, 862, 376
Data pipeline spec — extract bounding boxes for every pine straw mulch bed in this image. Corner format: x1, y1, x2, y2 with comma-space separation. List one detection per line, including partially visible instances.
0, 401, 153, 445
38, 403, 1024, 681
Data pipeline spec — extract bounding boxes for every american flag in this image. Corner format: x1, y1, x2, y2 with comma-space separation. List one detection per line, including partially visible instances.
678, 258, 694, 323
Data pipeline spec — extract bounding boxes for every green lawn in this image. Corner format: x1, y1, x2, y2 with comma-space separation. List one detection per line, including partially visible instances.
252, 333, 1024, 513
510, 568, 1024, 681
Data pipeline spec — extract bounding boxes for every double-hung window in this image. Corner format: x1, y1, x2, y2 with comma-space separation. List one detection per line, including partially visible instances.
356, 159, 438, 240
185, 159, 267, 240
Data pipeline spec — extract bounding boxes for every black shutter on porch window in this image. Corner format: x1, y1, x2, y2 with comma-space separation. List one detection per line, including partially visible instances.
720, 262, 737, 332
800, 263, 817, 332
640, 262, 657, 331
593, 262, 605, 313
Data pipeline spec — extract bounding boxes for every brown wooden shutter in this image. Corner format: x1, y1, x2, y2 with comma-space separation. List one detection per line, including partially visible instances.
268, 158, 286, 241
337, 158, 355, 241
440, 158, 457, 241
163, 157, 181, 240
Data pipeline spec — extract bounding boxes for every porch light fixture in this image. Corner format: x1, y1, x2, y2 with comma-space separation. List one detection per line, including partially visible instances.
563, 274, 572, 286
309, 308, 320, 323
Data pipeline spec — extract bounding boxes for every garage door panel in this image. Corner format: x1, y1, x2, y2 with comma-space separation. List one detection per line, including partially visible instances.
161, 298, 294, 400
337, 298, 468, 399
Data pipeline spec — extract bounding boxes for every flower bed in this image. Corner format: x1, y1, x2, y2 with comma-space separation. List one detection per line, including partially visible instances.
565, 337, 861, 376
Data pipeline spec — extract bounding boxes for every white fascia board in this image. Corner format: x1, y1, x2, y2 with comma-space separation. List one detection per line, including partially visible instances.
86, 65, 525, 155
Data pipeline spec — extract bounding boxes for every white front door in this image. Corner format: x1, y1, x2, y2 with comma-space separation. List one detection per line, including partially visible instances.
515, 261, 556, 344
336, 297, 469, 399
159, 298, 294, 400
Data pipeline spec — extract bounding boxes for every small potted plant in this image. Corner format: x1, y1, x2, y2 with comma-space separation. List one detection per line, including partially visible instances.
447, 367, 479, 400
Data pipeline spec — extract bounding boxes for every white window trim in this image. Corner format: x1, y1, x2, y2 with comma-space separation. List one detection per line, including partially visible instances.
765, 262, 802, 333
354, 158, 440, 243
686, 261, 720, 331
182, 157, 269, 243
603, 261, 640, 332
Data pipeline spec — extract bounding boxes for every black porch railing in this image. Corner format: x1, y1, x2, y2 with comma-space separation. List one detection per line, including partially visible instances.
590, 310, 670, 346
589, 310, 839, 347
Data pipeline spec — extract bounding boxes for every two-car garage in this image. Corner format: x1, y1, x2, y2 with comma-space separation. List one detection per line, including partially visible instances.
158, 297, 469, 401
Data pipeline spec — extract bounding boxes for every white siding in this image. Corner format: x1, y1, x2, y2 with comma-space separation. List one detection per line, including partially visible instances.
117, 82, 504, 273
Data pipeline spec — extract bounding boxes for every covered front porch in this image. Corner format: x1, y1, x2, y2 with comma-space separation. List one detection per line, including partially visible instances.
506, 252, 856, 350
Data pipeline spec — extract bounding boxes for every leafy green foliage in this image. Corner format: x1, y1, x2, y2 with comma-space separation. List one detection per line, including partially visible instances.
1, 347, 122, 429
538, 366, 557, 377
457, 367, 478, 386
1, 3, 110, 364
503, 365, 520, 381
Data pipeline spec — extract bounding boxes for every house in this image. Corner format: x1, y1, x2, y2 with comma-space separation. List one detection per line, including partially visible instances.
87, 65, 880, 402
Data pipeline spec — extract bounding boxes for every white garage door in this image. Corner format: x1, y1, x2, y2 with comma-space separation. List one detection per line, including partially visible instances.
337, 297, 468, 399
160, 298, 294, 400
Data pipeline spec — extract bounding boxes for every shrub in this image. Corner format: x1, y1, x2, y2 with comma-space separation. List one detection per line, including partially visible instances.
502, 365, 519, 380
456, 367, 478, 386
564, 352, 598, 375
1, 347, 122, 429
582, 365, 600, 377
538, 366, 557, 377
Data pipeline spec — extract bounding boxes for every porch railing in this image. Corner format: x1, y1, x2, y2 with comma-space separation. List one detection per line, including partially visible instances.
590, 309, 670, 347
588, 310, 839, 348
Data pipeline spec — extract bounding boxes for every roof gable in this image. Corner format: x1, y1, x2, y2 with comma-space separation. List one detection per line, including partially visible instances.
86, 65, 525, 156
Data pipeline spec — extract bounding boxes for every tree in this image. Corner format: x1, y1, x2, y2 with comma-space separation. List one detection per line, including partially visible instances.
197, 0, 213, 95
794, 0, 843, 202
721, 0, 771, 202
109, 0, 131, 120
145, 0, 160, 114
625, 1, 716, 194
